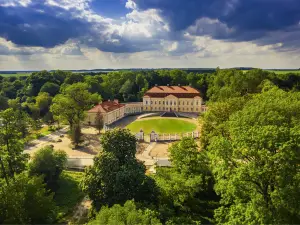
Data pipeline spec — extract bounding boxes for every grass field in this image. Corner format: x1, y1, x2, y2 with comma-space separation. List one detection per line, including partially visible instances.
126, 118, 197, 134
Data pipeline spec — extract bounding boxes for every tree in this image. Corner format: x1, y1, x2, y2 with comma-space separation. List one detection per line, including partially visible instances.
0, 109, 29, 183
207, 69, 269, 101
95, 111, 104, 134
208, 86, 300, 224
155, 138, 219, 224
136, 73, 146, 91
71, 123, 82, 148
199, 96, 249, 149
51, 82, 94, 130
36, 92, 52, 116
0, 95, 8, 111
7, 97, 21, 110
90, 93, 102, 105
64, 73, 84, 84
89, 200, 162, 225
120, 79, 134, 101
81, 129, 158, 209
40, 82, 60, 96
0, 173, 57, 224
29, 146, 67, 191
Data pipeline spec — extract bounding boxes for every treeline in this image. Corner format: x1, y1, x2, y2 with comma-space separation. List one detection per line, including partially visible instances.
1, 68, 300, 122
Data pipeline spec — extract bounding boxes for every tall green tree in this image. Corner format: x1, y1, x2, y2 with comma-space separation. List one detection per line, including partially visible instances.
95, 111, 104, 134
36, 92, 52, 116
29, 146, 67, 191
51, 82, 94, 130
199, 96, 249, 149
71, 123, 82, 147
209, 86, 300, 224
0, 109, 29, 182
89, 200, 162, 225
0, 173, 57, 224
81, 129, 158, 209
0, 95, 8, 111
155, 138, 218, 224
40, 82, 60, 96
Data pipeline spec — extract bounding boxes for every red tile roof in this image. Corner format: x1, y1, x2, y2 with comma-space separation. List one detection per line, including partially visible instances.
88, 101, 125, 113
144, 86, 201, 98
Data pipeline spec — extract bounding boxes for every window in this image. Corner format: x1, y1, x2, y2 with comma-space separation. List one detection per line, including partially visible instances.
183, 101, 184, 105
166, 101, 168, 105
155, 101, 156, 104
146, 101, 148, 104
191, 102, 193, 106
174, 102, 176, 105
159, 101, 160, 104
179, 101, 180, 105
187, 102, 189, 105
163, 101, 164, 104
191, 108, 193, 111
151, 101, 153, 104
170, 102, 172, 105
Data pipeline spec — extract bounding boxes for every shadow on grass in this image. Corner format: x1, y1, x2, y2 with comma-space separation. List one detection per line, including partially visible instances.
54, 171, 85, 222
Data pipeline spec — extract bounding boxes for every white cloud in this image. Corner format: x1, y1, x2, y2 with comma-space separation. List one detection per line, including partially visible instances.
0, 0, 31, 7
45, 0, 91, 11
125, 0, 137, 10
187, 17, 234, 38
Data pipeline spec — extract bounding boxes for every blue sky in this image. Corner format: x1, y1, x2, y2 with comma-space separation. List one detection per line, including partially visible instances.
0, 0, 300, 70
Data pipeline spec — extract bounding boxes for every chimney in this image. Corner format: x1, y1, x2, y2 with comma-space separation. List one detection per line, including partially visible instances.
114, 99, 119, 104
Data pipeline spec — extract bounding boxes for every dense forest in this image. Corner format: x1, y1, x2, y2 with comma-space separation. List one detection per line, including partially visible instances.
0, 69, 300, 224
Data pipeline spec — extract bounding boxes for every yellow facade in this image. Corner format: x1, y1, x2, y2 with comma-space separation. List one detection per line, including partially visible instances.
85, 107, 125, 126
143, 95, 202, 113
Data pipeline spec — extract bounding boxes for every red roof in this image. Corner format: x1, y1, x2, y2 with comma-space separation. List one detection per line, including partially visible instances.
88, 101, 125, 113
144, 86, 201, 98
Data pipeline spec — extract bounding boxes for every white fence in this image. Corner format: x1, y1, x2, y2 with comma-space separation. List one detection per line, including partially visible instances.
150, 131, 199, 142
67, 156, 94, 169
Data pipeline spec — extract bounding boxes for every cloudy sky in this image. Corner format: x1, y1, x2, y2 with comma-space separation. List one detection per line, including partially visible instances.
0, 0, 300, 70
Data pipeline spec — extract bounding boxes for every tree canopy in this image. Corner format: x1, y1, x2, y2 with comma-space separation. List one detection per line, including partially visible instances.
81, 129, 158, 209
89, 200, 162, 225
29, 146, 67, 191
207, 86, 300, 224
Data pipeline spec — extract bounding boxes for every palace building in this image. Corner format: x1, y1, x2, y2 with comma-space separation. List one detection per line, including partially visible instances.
85, 100, 143, 126
85, 85, 203, 126
143, 85, 203, 113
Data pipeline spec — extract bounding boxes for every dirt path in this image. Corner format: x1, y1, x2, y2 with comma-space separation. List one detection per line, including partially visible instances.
68, 196, 92, 224
24, 126, 100, 157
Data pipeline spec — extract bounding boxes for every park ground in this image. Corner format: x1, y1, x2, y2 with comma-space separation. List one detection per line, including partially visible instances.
25, 115, 199, 164
24, 115, 199, 222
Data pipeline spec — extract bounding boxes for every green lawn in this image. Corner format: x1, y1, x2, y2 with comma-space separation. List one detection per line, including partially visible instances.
126, 118, 197, 134
54, 171, 85, 222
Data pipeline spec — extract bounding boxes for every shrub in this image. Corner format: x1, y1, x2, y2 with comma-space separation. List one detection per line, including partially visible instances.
29, 146, 67, 191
